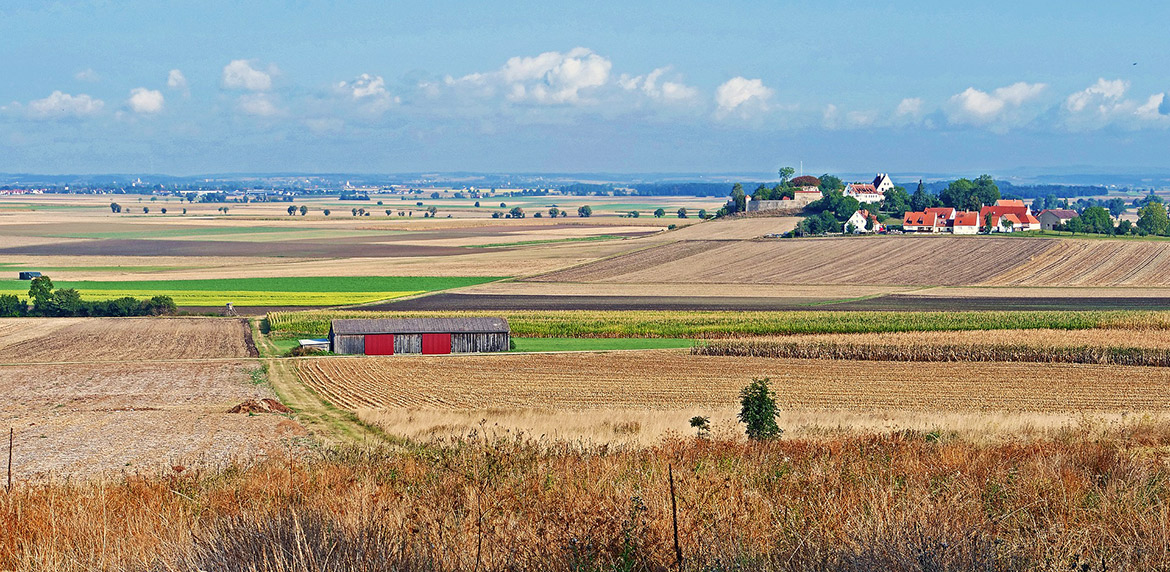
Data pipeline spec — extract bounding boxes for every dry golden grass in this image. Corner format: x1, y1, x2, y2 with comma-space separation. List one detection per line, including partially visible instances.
359, 406, 1134, 446
3, 421, 1170, 570
294, 351, 1170, 413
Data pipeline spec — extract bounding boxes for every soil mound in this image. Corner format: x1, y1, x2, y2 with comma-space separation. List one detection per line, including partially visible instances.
229, 399, 292, 414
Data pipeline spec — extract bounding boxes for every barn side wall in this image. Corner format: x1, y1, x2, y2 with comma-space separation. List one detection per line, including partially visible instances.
452, 332, 510, 353
332, 334, 366, 355
394, 334, 423, 354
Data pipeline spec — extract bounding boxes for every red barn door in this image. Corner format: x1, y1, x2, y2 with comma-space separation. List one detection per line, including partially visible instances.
364, 334, 394, 355
421, 333, 452, 355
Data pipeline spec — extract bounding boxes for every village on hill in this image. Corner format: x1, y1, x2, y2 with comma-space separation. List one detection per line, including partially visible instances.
738, 170, 1165, 238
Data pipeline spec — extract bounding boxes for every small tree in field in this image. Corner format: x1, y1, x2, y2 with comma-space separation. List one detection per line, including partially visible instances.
689, 416, 711, 439
738, 377, 782, 440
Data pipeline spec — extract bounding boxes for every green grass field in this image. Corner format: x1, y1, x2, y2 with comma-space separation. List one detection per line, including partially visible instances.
0, 276, 504, 307
511, 337, 694, 352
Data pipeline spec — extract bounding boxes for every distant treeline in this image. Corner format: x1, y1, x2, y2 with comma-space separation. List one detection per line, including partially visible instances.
558, 182, 745, 197
0, 276, 177, 318
921, 181, 1106, 200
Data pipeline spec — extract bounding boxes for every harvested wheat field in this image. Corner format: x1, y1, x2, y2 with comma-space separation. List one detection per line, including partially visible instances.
0, 317, 256, 362
982, 238, 1170, 286
532, 236, 1056, 285
294, 351, 1170, 413
1, 360, 303, 476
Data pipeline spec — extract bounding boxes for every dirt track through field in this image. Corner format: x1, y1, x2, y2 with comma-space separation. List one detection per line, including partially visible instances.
295, 351, 1170, 413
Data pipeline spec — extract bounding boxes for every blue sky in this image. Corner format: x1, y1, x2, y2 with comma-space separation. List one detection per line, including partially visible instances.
2, 0, 1169, 176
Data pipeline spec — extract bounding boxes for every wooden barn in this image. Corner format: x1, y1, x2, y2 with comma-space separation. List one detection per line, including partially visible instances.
329, 317, 510, 355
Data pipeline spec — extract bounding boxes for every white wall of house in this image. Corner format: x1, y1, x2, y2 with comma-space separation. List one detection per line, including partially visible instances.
952, 224, 979, 235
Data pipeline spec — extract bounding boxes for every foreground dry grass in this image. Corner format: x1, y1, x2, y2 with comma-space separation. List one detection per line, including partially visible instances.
2, 421, 1169, 571
294, 351, 1170, 413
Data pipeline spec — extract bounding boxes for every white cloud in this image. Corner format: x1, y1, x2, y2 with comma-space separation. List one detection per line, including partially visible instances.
237, 93, 279, 116
896, 97, 924, 117
715, 77, 772, 116
1066, 78, 1127, 112
618, 67, 698, 103
336, 73, 399, 112
27, 91, 104, 119
1059, 79, 1170, 130
74, 68, 100, 82
947, 82, 1046, 125
449, 47, 612, 105
167, 69, 188, 91
222, 59, 275, 91
127, 88, 164, 114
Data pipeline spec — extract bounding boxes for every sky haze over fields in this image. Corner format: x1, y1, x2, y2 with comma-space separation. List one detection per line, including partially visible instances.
3, 0, 1170, 176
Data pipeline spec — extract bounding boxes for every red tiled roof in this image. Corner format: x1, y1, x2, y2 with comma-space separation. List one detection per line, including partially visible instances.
997, 199, 1027, 207
847, 183, 878, 193
953, 211, 981, 226
924, 207, 956, 219
902, 211, 943, 227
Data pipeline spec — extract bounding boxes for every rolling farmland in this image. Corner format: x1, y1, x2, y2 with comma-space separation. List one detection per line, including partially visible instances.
293, 351, 1170, 413
531, 235, 1170, 287
0, 276, 501, 307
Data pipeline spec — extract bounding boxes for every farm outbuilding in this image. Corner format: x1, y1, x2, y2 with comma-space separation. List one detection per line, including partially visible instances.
18, 271, 41, 280
329, 317, 510, 355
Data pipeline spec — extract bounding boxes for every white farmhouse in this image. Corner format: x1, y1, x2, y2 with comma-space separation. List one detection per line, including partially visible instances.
871, 173, 895, 194
843, 183, 884, 203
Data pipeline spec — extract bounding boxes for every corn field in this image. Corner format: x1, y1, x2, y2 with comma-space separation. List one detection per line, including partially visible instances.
693, 328, 1170, 366
266, 309, 1170, 339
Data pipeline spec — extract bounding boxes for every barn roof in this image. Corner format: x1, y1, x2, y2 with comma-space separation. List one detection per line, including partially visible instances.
330, 317, 510, 335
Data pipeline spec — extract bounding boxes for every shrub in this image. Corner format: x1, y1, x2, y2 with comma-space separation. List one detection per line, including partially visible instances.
739, 377, 782, 440
0, 294, 26, 317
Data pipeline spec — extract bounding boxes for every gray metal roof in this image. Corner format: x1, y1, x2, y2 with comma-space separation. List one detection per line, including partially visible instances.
330, 317, 509, 335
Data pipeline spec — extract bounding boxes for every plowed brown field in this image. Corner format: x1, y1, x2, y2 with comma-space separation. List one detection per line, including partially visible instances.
531, 235, 1170, 288
982, 239, 1170, 286
294, 351, 1170, 413
532, 236, 1055, 285
0, 317, 255, 362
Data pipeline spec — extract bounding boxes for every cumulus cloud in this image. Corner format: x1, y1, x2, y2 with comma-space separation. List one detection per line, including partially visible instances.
1066, 78, 1127, 112
27, 91, 104, 119
1060, 79, 1170, 130
127, 88, 164, 114
167, 69, 188, 91
336, 73, 399, 112
715, 77, 773, 116
896, 97, 924, 117
947, 82, 1046, 126
74, 68, 100, 82
237, 93, 279, 116
222, 59, 275, 91
618, 67, 698, 103
447, 47, 611, 105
